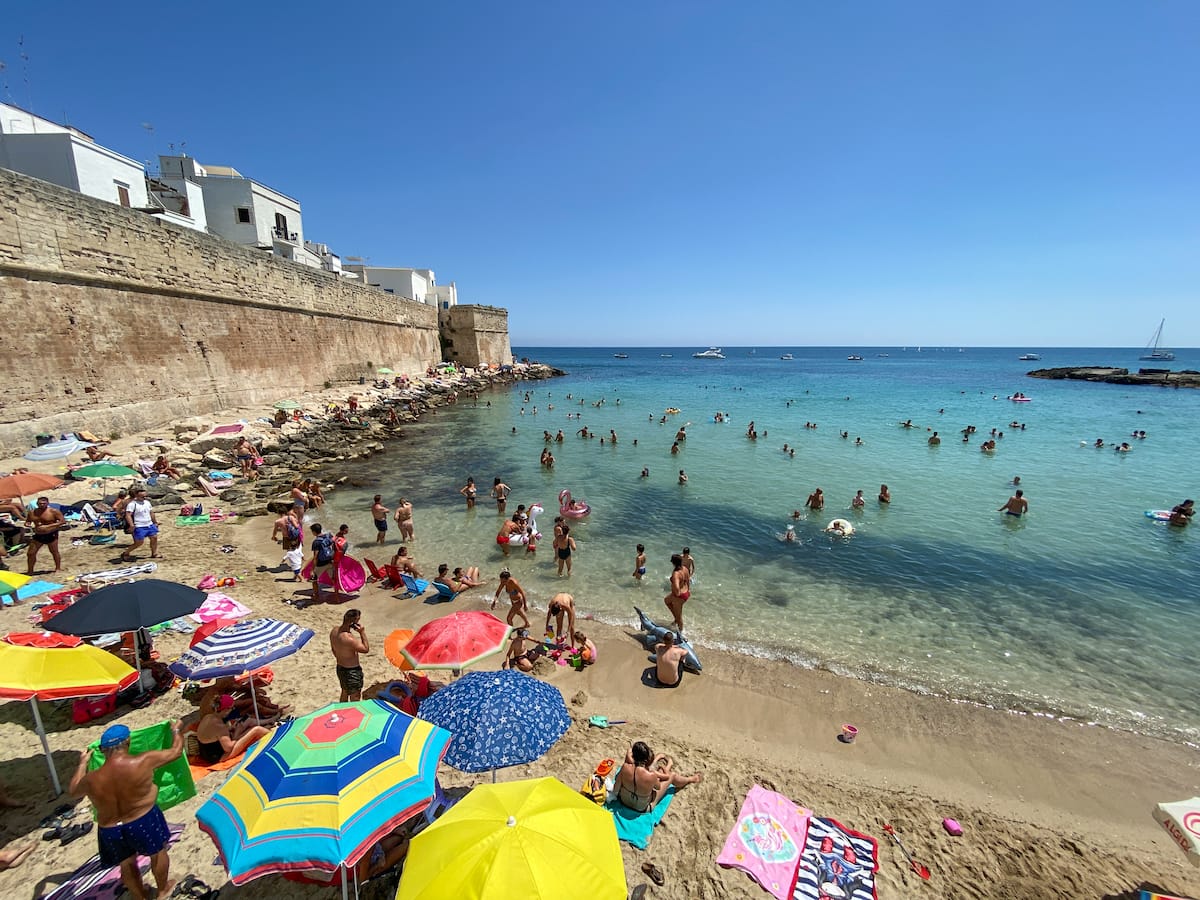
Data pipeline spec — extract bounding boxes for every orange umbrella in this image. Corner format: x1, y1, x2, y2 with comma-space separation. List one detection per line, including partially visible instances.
0, 471, 64, 499
384, 628, 416, 671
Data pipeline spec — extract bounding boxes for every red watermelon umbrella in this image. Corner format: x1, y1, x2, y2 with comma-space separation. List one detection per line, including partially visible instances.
401, 611, 511, 672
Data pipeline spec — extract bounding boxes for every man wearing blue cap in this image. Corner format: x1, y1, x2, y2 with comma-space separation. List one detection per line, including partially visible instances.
68, 721, 183, 900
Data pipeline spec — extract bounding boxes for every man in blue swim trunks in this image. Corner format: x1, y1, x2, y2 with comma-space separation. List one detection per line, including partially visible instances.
69, 722, 183, 900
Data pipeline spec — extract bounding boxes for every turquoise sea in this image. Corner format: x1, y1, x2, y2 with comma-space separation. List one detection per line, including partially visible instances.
328, 346, 1200, 744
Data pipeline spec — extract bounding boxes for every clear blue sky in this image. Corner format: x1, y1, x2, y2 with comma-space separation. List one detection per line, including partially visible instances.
5, 2, 1197, 347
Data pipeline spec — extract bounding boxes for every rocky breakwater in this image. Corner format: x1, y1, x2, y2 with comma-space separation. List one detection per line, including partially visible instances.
138, 363, 562, 517
1028, 366, 1200, 389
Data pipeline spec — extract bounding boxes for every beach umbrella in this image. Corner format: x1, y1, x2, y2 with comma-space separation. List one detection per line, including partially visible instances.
401, 611, 511, 672
0, 570, 32, 599
272, 399, 302, 410
189, 617, 241, 647
196, 700, 451, 889
383, 628, 416, 671
169, 618, 313, 721
23, 438, 93, 462
396, 777, 626, 900
2, 631, 81, 648
1153, 797, 1200, 867
416, 669, 570, 778
43, 579, 207, 637
71, 462, 138, 479
0, 642, 139, 794
376, 368, 394, 375
0, 471, 64, 499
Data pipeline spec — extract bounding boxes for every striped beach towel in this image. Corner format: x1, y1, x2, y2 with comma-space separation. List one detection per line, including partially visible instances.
40, 824, 184, 899
792, 817, 878, 900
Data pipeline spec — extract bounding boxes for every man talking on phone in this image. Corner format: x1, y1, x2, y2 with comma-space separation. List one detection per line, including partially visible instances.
330, 609, 370, 701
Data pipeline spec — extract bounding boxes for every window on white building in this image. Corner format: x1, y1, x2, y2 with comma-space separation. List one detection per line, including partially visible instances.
236, 207, 251, 223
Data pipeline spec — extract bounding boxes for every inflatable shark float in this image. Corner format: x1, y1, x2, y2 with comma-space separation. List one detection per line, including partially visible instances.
634, 606, 702, 673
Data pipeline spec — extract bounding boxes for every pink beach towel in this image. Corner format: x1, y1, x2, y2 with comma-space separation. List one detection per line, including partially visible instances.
717, 785, 812, 900
189, 592, 251, 623
209, 423, 245, 435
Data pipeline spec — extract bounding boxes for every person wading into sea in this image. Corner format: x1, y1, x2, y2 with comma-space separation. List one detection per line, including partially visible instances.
664, 553, 691, 634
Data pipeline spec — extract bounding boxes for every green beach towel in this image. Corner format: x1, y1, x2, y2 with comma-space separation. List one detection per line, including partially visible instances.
175, 514, 211, 526
88, 720, 195, 812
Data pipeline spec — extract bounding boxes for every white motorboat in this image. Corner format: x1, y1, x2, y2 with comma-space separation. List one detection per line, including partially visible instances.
779, 353, 794, 360
692, 347, 726, 359
1018, 353, 1041, 361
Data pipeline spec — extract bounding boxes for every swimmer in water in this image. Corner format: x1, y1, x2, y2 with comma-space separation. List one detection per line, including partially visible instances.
998, 490, 1028, 517
633, 543, 647, 580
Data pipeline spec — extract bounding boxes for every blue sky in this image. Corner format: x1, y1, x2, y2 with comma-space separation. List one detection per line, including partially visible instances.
5, 2, 1197, 347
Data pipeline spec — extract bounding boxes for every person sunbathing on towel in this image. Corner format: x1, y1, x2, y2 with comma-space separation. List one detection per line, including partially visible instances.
85, 446, 116, 462
194, 694, 270, 765
615, 741, 703, 813
152, 456, 181, 479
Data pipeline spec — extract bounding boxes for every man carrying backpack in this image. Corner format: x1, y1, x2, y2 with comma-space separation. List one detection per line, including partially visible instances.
308, 523, 341, 603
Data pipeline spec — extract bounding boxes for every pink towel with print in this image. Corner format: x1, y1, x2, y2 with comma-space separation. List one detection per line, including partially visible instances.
716, 784, 811, 900
189, 592, 251, 623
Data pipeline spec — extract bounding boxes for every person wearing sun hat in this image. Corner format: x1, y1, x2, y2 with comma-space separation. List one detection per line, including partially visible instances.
68, 721, 183, 900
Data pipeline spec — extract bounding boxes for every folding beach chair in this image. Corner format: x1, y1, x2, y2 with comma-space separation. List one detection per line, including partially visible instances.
430, 581, 460, 603
399, 573, 429, 599
383, 565, 406, 590
364, 558, 388, 585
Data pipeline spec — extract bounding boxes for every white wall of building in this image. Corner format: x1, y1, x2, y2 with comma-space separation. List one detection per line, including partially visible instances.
71, 139, 148, 207
194, 176, 259, 245
0, 129, 147, 207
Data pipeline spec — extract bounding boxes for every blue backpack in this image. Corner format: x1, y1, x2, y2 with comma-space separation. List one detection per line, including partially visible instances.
314, 533, 335, 565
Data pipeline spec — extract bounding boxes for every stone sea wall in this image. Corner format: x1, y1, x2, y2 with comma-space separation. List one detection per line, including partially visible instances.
0, 167, 508, 454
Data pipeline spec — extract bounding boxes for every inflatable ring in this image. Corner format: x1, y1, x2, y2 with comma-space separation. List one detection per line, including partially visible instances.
825, 518, 855, 536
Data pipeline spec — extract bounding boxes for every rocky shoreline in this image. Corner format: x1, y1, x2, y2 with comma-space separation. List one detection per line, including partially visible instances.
1027, 365, 1200, 388
130, 363, 563, 517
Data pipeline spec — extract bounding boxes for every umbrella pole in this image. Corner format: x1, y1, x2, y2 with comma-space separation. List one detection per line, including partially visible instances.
249, 678, 261, 722
30, 699, 63, 796
341, 864, 348, 900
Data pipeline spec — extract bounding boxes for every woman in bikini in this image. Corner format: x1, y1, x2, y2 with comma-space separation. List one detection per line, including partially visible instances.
491, 570, 530, 629
615, 741, 703, 813
459, 477, 477, 509
234, 437, 258, 480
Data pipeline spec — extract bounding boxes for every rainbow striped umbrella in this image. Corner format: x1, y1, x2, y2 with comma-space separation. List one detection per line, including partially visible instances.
196, 700, 450, 887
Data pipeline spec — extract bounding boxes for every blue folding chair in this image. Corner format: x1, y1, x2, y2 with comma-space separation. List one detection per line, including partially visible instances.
399, 573, 429, 599
430, 581, 460, 603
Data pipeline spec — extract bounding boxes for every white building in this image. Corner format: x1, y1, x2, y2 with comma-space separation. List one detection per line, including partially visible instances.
342, 264, 458, 307
0, 102, 149, 209
158, 154, 322, 268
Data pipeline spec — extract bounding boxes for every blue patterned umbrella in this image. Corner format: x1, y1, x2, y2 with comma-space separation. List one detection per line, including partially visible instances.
416, 669, 571, 777
23, 438, 94, 461
169, 618, 314, 682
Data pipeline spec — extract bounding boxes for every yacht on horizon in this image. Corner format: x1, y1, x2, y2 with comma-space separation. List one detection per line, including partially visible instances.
692, 347, 726, 359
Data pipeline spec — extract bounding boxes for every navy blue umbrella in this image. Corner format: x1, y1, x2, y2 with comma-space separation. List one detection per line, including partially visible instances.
45, 579, 206, 636
416, 669, 570, 778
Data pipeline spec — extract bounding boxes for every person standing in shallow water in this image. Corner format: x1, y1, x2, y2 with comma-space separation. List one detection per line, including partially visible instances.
491, 478, 511, 513
999, 490, 1028, 517
460, 477, 477, 509
664, 553, 691, 634
805, 487, 824, 513
370, 495, 389, 545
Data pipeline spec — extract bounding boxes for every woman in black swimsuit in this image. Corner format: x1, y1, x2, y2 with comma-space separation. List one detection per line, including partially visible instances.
553, 525, 576, 576
614, 741, 703, 813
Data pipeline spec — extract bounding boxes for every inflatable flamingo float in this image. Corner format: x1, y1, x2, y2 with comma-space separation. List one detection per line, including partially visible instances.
559, 489, 591, 518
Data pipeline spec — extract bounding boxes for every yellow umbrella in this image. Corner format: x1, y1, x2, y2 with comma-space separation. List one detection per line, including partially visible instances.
0, 642, 139, 794
395, 777, 626, 900
0, 570, 32, 598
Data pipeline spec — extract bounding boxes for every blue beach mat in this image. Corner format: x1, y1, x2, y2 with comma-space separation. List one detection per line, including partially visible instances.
11, 580, 64, 603
605, 783, 676, 849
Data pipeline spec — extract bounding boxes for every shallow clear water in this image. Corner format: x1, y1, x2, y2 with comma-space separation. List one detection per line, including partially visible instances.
326, 347, 1200, 743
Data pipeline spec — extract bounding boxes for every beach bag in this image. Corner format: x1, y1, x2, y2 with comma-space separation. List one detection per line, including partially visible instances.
196, 574, 218, 591
180, 504, 195, 516
72, 693, 116, 724
314, 533, 335, 565
252, 456, 265, 467
580, 772, 606, 805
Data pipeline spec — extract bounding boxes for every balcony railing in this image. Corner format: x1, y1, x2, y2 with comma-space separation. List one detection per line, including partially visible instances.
272, 228, 299, 243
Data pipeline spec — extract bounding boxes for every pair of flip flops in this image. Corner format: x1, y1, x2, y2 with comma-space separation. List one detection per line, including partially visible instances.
641, 862, 665, 886
44, 820, 92, 845
172, 874, 216, 898
38, 803, 76, 829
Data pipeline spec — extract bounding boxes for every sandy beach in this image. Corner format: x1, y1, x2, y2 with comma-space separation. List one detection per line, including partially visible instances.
1, 413, 1198, 900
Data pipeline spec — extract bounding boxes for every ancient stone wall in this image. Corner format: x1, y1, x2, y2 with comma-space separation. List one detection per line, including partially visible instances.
439, 304, 512, 368
0, 167, 489, 454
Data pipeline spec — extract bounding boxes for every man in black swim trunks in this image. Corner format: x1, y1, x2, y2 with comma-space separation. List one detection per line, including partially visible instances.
25, 496, 64, 575
330, 609, 369, 701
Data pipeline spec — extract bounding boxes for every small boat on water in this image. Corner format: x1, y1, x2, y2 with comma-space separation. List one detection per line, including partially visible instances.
847, 355, 864, 361
1140, 319, 1175, 361
1018, 353, 1041, 361
660, 353, 672, 358
613, 353, 629, 359
779, 353, 794, 360
693, 347, 726, 359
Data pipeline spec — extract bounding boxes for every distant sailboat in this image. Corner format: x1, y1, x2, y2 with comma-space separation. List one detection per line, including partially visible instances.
1140, 319, 1175, 361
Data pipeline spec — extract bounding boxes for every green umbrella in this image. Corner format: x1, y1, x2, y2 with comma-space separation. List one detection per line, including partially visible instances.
377, 368, 394, 375
72, 463, 138, 479
272, 399, 302, 410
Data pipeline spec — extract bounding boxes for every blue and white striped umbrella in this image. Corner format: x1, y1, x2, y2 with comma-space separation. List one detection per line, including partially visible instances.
416, 669, 570, 776
24, 438, 94, 462
169, 618, 314, 682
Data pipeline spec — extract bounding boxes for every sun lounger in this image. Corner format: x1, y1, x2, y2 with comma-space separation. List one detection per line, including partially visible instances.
399, 573, 430, 599
430, 581, 459, 603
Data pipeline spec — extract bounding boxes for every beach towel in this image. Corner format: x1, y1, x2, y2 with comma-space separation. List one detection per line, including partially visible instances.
189, 592, 251, 623
189, 747, 248, 782
717, 785, 812, 900
792, 817, 879, 900
606, 782, 676, 850
175, 514, 211, 526
74, 563, 157, 583
209, 423, 245, 435
9, 580, 64, 603
39, 824, 184, 900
